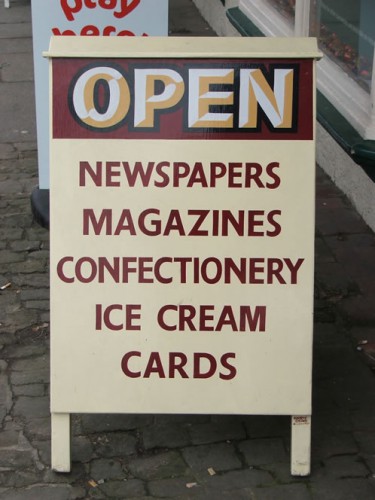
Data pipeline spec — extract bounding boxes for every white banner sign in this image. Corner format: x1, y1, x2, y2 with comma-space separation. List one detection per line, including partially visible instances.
31, 0, 169, 188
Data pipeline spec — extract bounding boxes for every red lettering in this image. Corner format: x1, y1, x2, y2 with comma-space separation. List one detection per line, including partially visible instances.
120, 351, 237, 380
121, 351, 141, 378
104, 304, 123, 331
75, 257, 97, 283
285, 258, 304, 284
95, 304, 102, 330
117, 29, 136, 36
138, 208, 161, 236
106, 161, 121, 186
95, 304, 142, 331
220, 353, 237, 380
60, 0, 141, 22
57, 256, 74, 283
144, 352, 166, 378
187, 162, 208, 187
201, 258, 222, 284
154, 257, 173, 284
125, 304, 142, 330
222, 210, 245, 236
80, 161, 102, 186
122, 161, 155, 187
122, 257, 137, 282
103, 25, 117, 35
247, 210, 265, 236
266, 162, 281, 189
158, 304, 266, 332
138, 257, 154, 283
174, 257, 191, 283
228, 162, 243, 188
157, 305, 177, 331
52, 26, 138, 37
61, 0, 82, 21
52, 27, 76, 35
194, 353, 217, 379
164, 210, 185, 236
100, 0, 117, 10
83, 208, 112, 235
173, 162, 190, 187
224, 258, 246, 284
178, 305, 197, 331
114, 209, 137, 236
209, 162, 226, 187
267, 259, 286, 284
154, 161, 170, 188
169, 353, 189, 378
187, 210, 209, 236
267, 210, 282, 236
114, 0, 141, 19
199, 305, 215, 331
81, 24, 100, 36
244, 162, 264, 188
216, 305, 238, 331
249, 258, 264, 284
97, 257, 120, 283
239, 305, 266, 332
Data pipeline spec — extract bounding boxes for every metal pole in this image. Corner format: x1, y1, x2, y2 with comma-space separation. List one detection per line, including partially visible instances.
365, 44, 375, 139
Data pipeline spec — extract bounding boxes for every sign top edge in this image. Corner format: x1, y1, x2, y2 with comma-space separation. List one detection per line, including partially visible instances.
44, 36, 322, 59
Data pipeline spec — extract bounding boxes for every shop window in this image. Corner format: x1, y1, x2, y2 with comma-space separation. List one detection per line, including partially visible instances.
268, 0, 295, 23
238, 0, 375, 139
311, 0, 374, 93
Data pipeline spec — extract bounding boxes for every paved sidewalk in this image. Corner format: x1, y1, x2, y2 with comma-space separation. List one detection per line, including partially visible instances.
1, 1, 375, 499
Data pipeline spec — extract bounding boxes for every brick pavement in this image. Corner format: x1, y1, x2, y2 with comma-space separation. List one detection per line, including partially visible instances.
1, 1, 375, 498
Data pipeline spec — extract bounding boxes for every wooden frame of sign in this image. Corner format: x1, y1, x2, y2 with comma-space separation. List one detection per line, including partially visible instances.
47, 36, 321, 475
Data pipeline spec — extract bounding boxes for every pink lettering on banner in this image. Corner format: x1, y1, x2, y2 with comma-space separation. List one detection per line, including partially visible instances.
60, 0, 141, 22
55, 0, 145, 37
52, 26, 147, 36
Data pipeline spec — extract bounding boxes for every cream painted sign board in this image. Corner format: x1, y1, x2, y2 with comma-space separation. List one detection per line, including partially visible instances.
48, 37, 321, 474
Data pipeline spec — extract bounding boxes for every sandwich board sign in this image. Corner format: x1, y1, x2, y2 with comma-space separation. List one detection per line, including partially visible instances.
47, 36, 321, 475
31, 0, 169, 190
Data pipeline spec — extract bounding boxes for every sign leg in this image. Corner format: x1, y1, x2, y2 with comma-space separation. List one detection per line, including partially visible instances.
51, 412, 71, 472
291, 415, 311, 476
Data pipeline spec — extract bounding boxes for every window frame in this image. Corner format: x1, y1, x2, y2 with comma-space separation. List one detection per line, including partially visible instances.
239, 0, 375, 140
